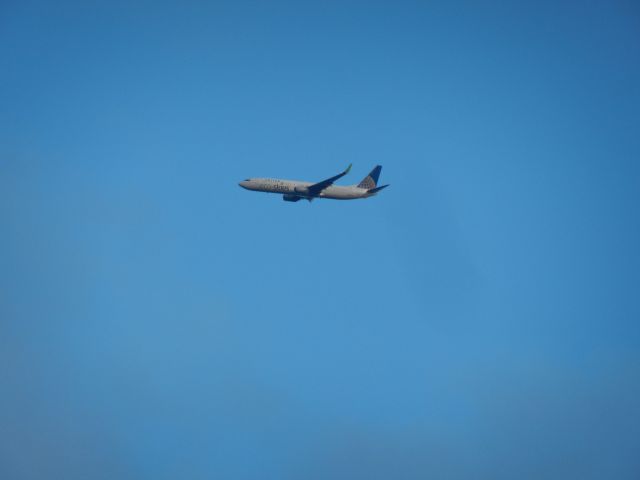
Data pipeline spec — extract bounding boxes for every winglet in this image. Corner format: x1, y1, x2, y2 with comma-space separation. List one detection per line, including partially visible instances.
345, 163, 352, 174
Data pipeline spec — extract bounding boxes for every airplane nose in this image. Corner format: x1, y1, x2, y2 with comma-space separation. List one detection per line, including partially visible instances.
239, 180, 249, 189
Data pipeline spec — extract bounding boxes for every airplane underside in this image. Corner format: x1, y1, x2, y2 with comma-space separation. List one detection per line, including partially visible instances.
282, 193, 362, 202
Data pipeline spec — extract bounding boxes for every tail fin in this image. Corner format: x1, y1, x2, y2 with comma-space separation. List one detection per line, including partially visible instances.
357, 165, 382, 189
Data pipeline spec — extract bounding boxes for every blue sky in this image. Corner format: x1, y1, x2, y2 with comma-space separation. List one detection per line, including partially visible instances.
2, 1, 639, 478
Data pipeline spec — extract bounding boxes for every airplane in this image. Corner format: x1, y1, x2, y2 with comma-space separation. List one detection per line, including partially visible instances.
239, 164, 389, 202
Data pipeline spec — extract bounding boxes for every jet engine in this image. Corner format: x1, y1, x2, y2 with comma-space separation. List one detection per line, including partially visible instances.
283, 194, 302, 202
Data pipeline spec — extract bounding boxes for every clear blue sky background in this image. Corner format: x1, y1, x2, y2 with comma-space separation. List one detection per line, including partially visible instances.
2, 1, 639, 478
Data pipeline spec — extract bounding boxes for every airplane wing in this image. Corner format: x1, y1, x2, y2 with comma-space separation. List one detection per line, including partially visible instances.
307, 164, 352, 196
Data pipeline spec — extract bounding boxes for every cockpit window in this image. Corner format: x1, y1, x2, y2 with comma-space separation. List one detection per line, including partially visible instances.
244, 178, 251, 181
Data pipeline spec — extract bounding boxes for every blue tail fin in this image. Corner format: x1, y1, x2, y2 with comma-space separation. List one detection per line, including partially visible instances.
357, 165, 382, 189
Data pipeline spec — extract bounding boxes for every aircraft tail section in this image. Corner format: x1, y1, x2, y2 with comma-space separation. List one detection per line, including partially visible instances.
357, 165, 382, 189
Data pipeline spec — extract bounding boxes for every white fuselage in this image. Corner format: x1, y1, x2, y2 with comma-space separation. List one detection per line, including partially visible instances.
239, 178, 373, 200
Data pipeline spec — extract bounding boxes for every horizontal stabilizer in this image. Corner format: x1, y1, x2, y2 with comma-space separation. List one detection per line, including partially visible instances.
368, 184, 389, 194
